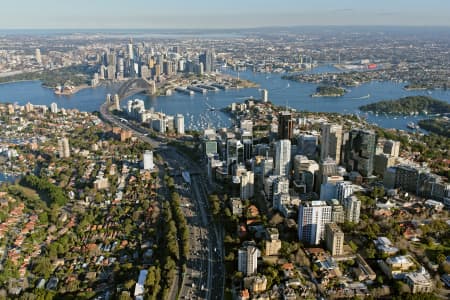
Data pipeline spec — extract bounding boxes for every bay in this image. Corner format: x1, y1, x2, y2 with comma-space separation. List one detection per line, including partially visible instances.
1, 66, 450, 131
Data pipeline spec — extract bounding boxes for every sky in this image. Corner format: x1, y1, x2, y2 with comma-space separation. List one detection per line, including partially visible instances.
1, 0, 450, 29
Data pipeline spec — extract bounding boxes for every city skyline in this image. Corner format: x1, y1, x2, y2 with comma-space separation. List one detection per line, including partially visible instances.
1, 0, 450, 29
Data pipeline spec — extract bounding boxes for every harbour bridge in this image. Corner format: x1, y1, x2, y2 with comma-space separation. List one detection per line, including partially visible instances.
116, 78, 156, 100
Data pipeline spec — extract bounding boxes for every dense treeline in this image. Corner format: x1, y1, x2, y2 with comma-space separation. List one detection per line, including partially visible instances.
359, 96, 450, 115
0, 65, 95, 87
21, 175, 68, 206
418, 118, 450, 138
313, 85, 346, 96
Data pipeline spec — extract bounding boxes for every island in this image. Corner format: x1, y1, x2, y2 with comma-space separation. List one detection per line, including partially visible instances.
359, 96, 450, 115
311, 85, 346, 97
418, 117, 450, 137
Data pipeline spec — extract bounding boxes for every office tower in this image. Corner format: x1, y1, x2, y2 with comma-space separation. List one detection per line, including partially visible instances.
243, 140, 253, 162
113, 94, 120, 111
128, 40, 134, 60
199, 49, 215, 73
383, 140, 400, 157
274, 139, 291, 177
293, 155, 319, 193
58, 137, 70, 158
107, 49, 116, 67
278, 111, 294, 140
325, 223, 344, 256
328, 199, 345, 224
163, 61, 173, 76
320, 175, 344, 201
336, 181, 353, 202
239, 170, 254, 200
344, 129, 377, 177
320, 124, 343, 164
264, 228, 281, 256
50, 102, 58, 114
107, 65, 115, 80
175, 114, 185, 135
342, 195, 361, 223
35, 48, 42, 64
316, 157, 338, 193
143, 150, 154, 170
297, 134, 318, 159
117, 58, 125, 79
261, 89, 269, 102
99, 65, 105, 80
227, 139, 244, 173
240, 119, 253, 133
25, 102, 33, 113
298, 201, 332, 245
238, 243, 260, 276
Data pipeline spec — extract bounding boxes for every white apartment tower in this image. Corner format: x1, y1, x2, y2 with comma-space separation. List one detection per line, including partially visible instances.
298, 200, 332, 245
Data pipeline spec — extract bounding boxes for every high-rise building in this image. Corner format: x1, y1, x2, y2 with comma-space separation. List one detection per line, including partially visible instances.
344, 129, 377, 177
297, 134, 318, 159
239, 170, 254, 200
328, 199, 345, 224
199, 49, 215, 73
261, 89, 269, 102
175, 114, 185, 135
227, 139, 244, 173
336, 181, 354, 202
298, 200, 332, 245
320, 124, 343, 164
58, 137, 70, 158
274, 139, 291, 177
35, 48, 42, 64
238, 243, 260, 276
278, 111, 294, 140
342, 195, 361, 223
293, 155, 319, 192
50, 102, 58, 114
143, 150, 154, 170
128, 40, 134, 60
113, 94, 120, 111
383, 140, 400, 157
325, 223, 344, 256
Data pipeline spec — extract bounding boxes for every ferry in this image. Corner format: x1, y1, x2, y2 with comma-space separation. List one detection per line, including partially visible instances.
407, 122, 418, 130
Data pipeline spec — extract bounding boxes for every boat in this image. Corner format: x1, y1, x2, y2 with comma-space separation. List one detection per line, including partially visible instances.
407, 122, 418, 129
352, 94, 370, 100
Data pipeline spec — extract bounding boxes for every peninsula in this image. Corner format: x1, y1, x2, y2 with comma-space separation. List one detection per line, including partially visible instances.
359, 96, 450, 115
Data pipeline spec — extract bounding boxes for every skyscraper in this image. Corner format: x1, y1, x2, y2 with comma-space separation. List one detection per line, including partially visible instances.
274, 139, 291, 177
342, 195, 361, 223
143, 150, 154, 170
278, 111, 294, 140
261, 89, 269, 102
35, 48, 42, 64
336, 181, 354, 202
238, 243, 260, 276
128, 40, 134, 60
175, 114, 185, 135
325, 223, 344, 256
58, 137, 70, 158
344, 129, 377, 177
50, 102, 58, 114
298, 200, 332, 245
320, 124, 343, 164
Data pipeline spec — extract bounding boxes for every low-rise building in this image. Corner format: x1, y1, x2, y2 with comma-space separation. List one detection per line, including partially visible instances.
404, 272, 433, 294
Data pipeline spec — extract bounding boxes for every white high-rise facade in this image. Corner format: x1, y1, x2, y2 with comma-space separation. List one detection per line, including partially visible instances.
175, 114, 185, 135
342, 195, 361, 224
143, 150, 154, 170
50, 102, 58, 114
336, 181, 354, 202
298, 201, 332, 245
274, 139, 291, 177
238, 244, 260, 276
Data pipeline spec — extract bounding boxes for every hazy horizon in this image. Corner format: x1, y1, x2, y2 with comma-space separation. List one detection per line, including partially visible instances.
1, 0, 450, 29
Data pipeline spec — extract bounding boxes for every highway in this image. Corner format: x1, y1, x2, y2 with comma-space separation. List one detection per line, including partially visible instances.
100, 102, 224, 300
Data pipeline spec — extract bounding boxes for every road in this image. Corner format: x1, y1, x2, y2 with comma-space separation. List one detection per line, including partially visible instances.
100, 102, 224, 300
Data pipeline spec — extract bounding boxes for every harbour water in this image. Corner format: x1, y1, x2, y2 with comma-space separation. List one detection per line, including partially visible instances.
1, 66, 450, 131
